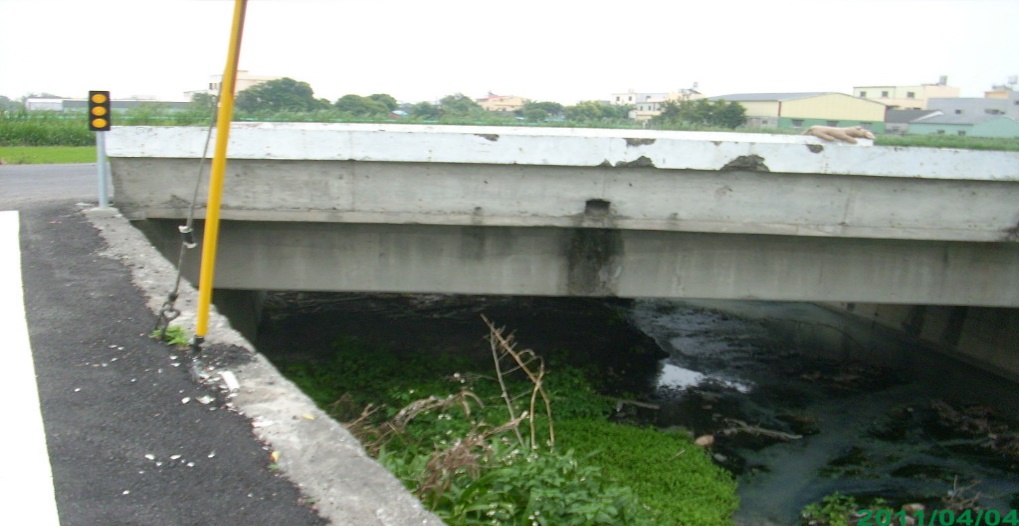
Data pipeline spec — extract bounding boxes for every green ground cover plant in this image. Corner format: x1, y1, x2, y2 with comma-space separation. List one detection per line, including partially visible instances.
273, 321, 738, 526
556, 419, 739, 526
799, 492, 894, 526
149, 324, 190, 348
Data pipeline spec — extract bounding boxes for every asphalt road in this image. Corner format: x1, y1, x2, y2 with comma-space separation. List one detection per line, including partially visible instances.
0, 163, 98, 208
1, 164, 328, 525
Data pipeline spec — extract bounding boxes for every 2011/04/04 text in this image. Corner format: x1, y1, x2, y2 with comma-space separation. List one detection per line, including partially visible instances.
859, 509, 1019, 526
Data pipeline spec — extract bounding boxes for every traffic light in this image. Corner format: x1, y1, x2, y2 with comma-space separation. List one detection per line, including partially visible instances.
88, 91, 111, 131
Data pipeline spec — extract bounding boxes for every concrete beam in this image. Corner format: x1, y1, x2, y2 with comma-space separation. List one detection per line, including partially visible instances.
141, 220, 1019, 307
110, 156, 1019, 243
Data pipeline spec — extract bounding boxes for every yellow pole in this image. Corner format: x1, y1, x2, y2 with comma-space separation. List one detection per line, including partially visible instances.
195, 0, 247, 345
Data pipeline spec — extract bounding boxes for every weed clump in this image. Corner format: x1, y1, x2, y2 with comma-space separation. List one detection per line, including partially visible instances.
276, 317, 738, 525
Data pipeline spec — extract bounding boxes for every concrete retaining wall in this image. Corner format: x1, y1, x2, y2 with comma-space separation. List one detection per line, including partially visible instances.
831, 302, 1019, 380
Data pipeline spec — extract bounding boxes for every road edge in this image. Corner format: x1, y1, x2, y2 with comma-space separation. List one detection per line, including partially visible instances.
82, 206, 444, 526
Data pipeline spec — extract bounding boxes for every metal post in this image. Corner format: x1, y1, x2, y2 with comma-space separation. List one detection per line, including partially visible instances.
95, 130, 109, 208
193, 0, 247, 349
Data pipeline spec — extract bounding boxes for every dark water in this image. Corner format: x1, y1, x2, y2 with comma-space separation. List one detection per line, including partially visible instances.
252, 293, 1019, 525
629, 299, 1019, 525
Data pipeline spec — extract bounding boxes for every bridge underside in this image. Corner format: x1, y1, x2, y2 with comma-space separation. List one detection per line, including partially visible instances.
139, 219, 1019, 307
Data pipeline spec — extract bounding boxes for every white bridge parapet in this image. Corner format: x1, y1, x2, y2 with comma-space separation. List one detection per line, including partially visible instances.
108, 123, 1019, 307
111, 122, 1019, 180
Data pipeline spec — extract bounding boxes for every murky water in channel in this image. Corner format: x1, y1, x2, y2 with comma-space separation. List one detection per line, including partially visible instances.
252, 293, 1019, 525
629, 299, 1019, 525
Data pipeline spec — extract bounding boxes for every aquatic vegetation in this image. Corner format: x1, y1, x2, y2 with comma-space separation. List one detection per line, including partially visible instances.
273, 318, 738, 525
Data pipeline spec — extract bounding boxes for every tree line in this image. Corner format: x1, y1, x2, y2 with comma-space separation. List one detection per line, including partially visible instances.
208, 77, 745, 128
216, 77, 643, 124
0, 77, 747, 130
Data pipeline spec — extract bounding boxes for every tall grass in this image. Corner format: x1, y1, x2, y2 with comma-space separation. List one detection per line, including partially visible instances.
0, 109, 215, 146
0, 113, 95, 146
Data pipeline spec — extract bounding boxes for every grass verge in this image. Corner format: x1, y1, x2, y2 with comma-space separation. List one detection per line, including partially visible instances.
0, 146, 95, 165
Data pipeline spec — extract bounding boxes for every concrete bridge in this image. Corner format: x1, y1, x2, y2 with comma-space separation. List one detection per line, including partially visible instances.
108, 123, 1019, 307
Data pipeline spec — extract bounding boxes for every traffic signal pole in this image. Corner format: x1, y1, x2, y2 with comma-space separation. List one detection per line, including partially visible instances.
88, 90, 112, 208
193, 0, 247, 353
95, 131, 109, 208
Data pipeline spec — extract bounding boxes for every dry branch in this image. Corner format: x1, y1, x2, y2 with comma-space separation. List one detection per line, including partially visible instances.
719, 418, 803, 441
482, 314, 555, 449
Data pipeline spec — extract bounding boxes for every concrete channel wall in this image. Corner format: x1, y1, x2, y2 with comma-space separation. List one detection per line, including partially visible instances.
828, 303, 1019, 381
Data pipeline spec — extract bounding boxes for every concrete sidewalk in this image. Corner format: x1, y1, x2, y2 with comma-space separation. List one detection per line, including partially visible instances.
14, 201, 442, 526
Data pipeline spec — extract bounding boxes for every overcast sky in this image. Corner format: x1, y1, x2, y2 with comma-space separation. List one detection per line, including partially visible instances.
1, 0, 1016, 105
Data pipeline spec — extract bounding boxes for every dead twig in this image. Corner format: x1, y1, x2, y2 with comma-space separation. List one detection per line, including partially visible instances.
390, 390, 483, 432
719, 418, 803, 441
482, 314, 555, 449
942, 477, 983, 512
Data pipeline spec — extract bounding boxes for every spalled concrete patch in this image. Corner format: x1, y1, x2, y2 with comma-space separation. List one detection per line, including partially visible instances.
84, 207, 444, 526
624, 137, 656, 147
721, 154, 770, 172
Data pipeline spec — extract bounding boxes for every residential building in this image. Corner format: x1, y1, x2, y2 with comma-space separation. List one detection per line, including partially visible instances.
611, 89, 668, 106
905, 113, 1019, 138
881, 83, 1019, 138
476, 93, 529, 112
707, 92, 888, 131
852, 77, 960, 110
985, 78, 1019, 100
626, 89, 704, 122
206, 70, 282, 95
903, 86, 1019, 138
24, 98, 64, 111
884, 109, 940, 135
928, 91, 1019, 120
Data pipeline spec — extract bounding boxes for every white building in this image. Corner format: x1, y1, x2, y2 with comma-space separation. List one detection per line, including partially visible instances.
206, 71, 283, 95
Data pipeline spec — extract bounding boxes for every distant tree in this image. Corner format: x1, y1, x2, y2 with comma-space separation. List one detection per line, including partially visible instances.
0, 95, 24, 113
234, 77, 327, 113
189, 92, 217, 112
521, 101, 564, 121
655, 99, 696, 124
713, 100, 748, 129
653, 99, 746, 129
408, 101, 441, 120
334, 94, 390, 117
564, 100, 628, 122
367, 93, 398, 112
604, 103, 633, 120
438, 93, 484, 115
522, 107, 549, 122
